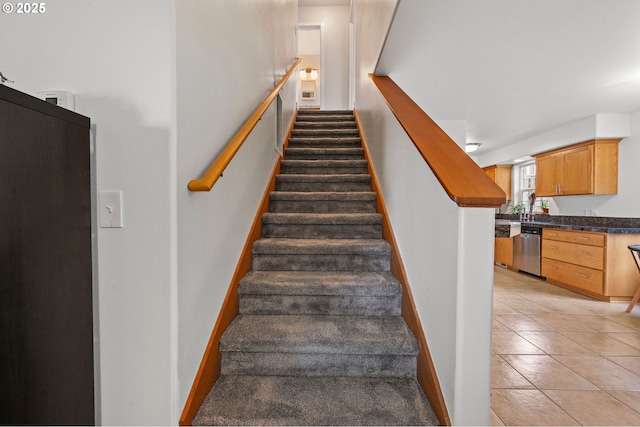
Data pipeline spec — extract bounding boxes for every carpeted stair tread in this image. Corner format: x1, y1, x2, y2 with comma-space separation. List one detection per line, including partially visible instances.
261, 213, 382, 239
291, 128, 360, 137
269, 191, 377, 213
192, 375, 437, 426
295, 114, 356, 122
239, 271, 401, 297
269, 191, 376, 202
262, 212, 382, 226
220, 314, 418, 355
252, 238, 390, 255
280, 159, 368, 175
238, 271, 401, 316
298, 109, 353, 115
287, 137, 362, 148
294, 121, 356, 129
280, 159, 367, 167
284, 147, 364, 160
275, 174, 371, 193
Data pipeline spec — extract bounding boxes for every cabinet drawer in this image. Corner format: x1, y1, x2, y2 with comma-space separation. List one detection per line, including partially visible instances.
542, 258, 603, 294
542, 240, 604, 270
543, 229, 605, 247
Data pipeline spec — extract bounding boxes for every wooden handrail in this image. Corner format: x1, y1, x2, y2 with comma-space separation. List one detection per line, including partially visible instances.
369, 74, 506, 208
188, 58, 302, 191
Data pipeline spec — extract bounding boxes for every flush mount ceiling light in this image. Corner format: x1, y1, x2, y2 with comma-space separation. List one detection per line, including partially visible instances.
465, 142, 481, 153
299, 68, 318, 80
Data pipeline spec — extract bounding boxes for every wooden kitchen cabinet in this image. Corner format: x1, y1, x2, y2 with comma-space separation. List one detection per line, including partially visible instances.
495, 237, 514, 267
542, 228, 640, 301
483, 165, 512, 200
533, 139, 620, 197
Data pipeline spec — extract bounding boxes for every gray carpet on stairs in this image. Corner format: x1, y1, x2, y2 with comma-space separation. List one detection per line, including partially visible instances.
193, 376, 436, 426
192, 110, 438, 426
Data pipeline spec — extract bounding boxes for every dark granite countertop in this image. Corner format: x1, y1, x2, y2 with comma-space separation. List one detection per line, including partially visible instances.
495, 214, 640, 235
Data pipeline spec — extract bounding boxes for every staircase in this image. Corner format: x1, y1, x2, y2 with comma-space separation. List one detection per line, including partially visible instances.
192, 110, 437, 426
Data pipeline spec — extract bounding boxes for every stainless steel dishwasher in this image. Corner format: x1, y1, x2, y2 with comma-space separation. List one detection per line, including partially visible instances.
513, 225, 542, 276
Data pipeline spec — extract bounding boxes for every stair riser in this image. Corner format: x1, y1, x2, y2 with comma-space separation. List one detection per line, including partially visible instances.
262, 223, 382, 239
298, 110, 353, 116
284, 152, 364, 161
287, 138, 361, 148
294, 122, 357, 129
269, 199, 377, 213
253, 254, 390, 272
220, 352, 416, 378
292, 129, 359, 138
280, 165, 368, 175
239, 294, 401, 316
296, 116, 356, 122
275, 181, 371, 192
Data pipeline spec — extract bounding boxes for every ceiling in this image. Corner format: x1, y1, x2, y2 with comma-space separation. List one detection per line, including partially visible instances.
377, 0, 640, 158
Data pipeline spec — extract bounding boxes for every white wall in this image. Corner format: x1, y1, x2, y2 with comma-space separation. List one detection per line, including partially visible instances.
175, 0, 298, 421
1, 1, 176, 425
299, 5, 350, 110
354, 0, 494, 424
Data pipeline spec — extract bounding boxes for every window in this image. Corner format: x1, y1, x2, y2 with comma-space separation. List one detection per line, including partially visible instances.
518, 161, 542, 212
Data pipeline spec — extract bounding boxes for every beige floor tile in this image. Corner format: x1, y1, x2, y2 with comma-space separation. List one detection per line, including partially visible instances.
494, 313, 554, 331
491, 267, 640, 425
543, 389, 640, 426
490, 389, 578, 426
500, 299, 553, 315
489, 408, 505, 426
528, 313, 598, 332
567, 315, 638, 332
607, 356, 640, 376
560, 332, 640, 356
492, 354, 535, 389
517, 331, 594, 355
605, 314, 640, 330
607, 390, 640, 413
492, 331, 545, 355
493, 300, 520, 314
609, 332, 640, 350
538, 297, 629, 316
502, 354, 598, 390
555, 355, 640, 391
493, 318, 511, 332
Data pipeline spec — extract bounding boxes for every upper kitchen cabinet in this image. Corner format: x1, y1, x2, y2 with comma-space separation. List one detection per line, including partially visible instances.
483, 164, 512, 200
533, 139, 620, 197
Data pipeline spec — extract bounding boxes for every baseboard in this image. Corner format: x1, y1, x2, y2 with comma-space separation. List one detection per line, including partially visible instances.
179, 110, 297, 426
354, 109, 451, 426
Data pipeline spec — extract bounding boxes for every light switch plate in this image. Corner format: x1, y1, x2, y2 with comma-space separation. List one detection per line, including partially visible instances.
99, 191, 123, 228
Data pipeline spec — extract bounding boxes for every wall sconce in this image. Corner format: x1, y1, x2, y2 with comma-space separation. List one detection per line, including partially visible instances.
299, 68, 318, 80
465, 143, 481, 153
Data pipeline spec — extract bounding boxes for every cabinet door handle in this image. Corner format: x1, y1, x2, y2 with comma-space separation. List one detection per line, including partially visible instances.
577, 250, 590, 255
548, 233, 558, 237
576, 273, 589, 279
549, 245, 558, 250
548, 265, 558, 270
577, 237, 589, 241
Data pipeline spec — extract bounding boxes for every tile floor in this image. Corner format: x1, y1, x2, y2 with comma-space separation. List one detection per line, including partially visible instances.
491, 266, 640, 426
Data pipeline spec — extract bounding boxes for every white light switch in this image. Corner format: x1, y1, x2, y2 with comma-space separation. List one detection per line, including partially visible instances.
99, 191, 123, 228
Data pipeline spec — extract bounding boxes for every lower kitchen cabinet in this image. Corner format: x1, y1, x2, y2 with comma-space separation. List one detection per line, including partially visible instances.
542, 228, 640, 301
495, 237, 514, 267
